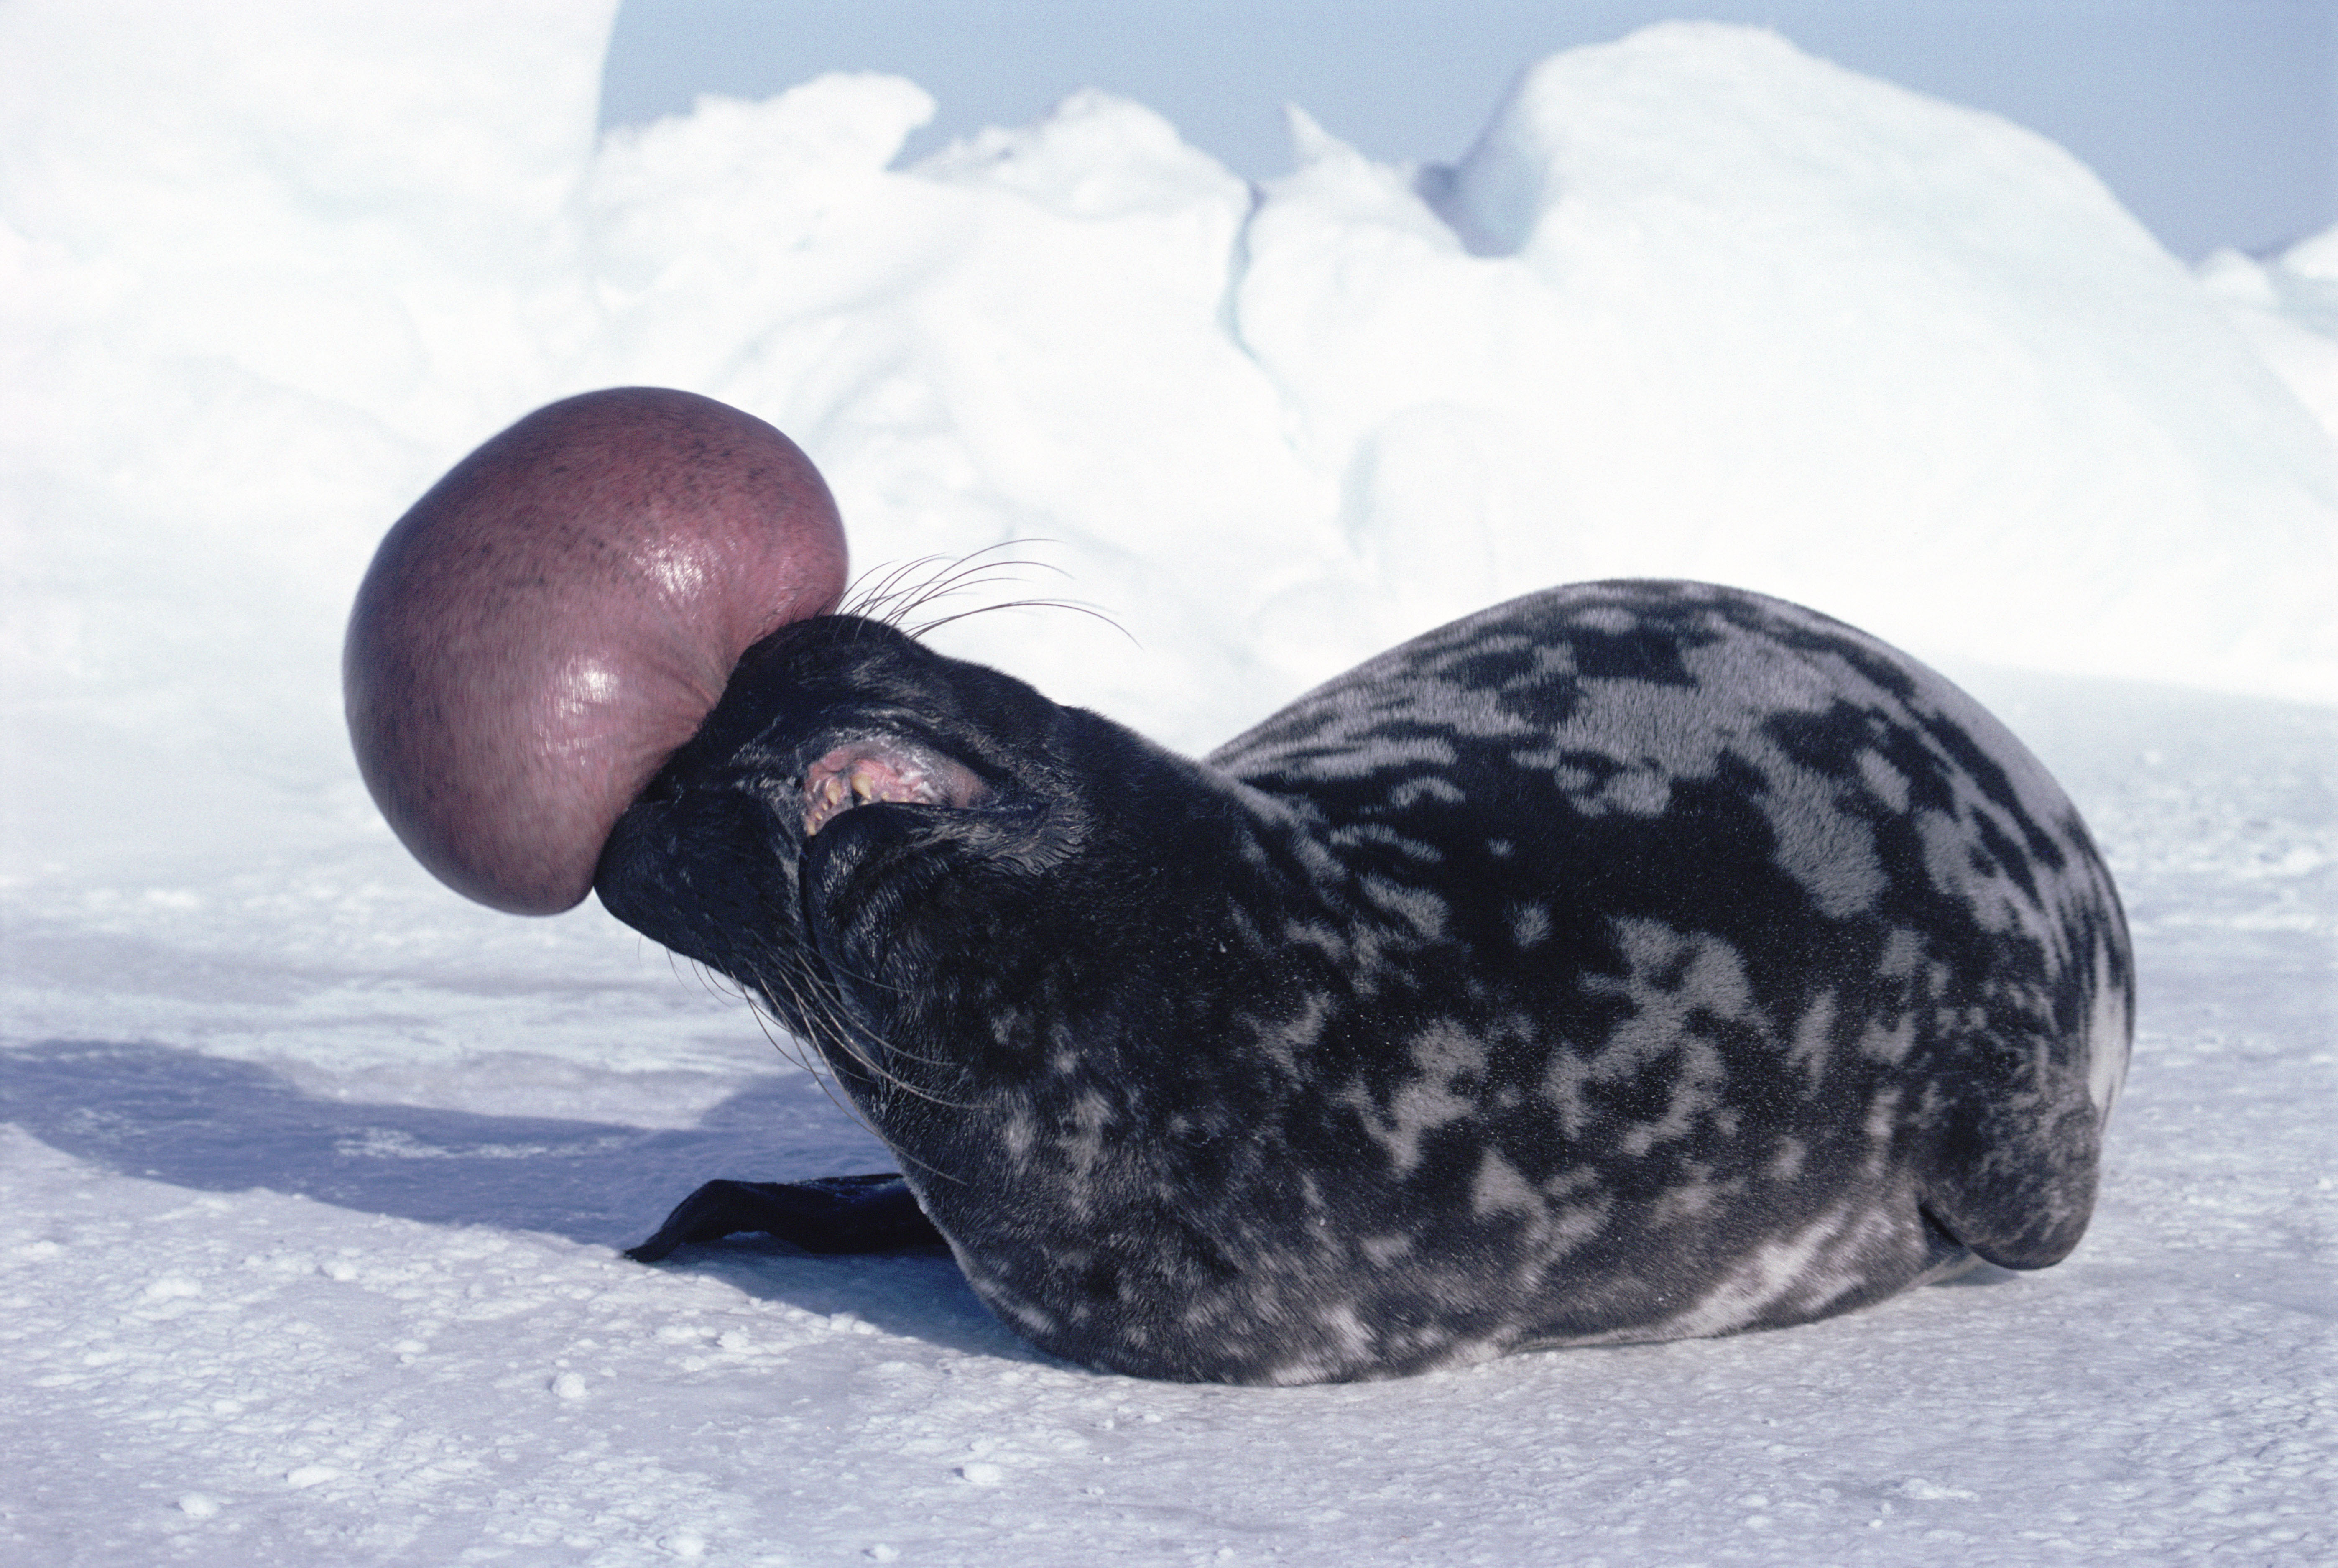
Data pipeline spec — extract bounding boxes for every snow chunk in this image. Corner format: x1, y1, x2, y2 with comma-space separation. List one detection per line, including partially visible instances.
917, 89, 1242, 219
1899, 1477, 1981, 1501
2199, 222, 2338, 450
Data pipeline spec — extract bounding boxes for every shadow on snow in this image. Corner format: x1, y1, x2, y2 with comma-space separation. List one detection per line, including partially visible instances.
0, 1037, 1029, 1358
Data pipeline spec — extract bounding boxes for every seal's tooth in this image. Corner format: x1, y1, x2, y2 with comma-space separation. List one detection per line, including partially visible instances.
802, 770, 852, 835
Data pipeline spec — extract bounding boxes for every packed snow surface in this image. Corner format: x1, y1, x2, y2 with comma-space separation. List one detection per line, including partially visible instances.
2, 2, 2332, 1564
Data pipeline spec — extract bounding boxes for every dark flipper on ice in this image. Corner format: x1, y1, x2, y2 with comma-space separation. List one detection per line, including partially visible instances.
625, 1174, 945, 1262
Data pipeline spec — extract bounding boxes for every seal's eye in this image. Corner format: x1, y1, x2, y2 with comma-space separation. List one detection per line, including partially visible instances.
801, 739, 990, 836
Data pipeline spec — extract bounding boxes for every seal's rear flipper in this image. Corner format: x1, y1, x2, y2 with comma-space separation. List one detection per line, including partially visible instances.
625, 1174, 944, 1262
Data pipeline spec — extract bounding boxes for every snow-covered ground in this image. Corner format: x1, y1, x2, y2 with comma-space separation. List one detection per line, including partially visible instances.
2, 3, 2331, 1563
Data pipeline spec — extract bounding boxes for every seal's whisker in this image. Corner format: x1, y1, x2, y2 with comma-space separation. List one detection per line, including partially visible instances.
840, 541, 1101, 639
905, 597, 1134, 644
884, 562, 1069, 622
742, 964, 892, 1137
843, 553, 958, 622
740, 996, 823, 1080
842, 544, 1041, 623
795, 969, 980, 1076
741, 1001, 902, 1151
891, 553, 1067, 603
684, 954, 749, 1008
750, 937, 975, 1110
728, 963, 973, 1186
760, 987, 975, 1187
753, 947, 853, 1063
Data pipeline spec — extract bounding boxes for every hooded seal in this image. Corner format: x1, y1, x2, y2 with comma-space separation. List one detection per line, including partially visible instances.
350, 392, 2132, 1385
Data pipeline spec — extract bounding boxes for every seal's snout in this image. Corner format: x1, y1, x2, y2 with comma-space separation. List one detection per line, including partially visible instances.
594, 783, 776, 976
342, 387, 848, 914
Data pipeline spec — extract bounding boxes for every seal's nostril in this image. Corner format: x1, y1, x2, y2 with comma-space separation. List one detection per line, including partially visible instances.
342, 386, 847, 917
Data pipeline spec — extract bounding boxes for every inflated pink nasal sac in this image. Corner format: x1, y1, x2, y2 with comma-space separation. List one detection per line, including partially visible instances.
344, 388, 850, 914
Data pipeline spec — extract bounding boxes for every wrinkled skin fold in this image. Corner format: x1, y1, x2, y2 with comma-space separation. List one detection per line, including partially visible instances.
599, 581, 2133, 1386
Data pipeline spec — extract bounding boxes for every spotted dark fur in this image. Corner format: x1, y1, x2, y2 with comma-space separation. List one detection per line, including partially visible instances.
599, 580, 2132, 1384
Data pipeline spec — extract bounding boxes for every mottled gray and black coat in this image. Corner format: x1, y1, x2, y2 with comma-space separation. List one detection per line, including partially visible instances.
599, 580, 2132, 1384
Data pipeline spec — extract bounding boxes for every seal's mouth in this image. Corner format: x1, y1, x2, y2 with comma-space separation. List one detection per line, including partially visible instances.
801, 738, 990, 836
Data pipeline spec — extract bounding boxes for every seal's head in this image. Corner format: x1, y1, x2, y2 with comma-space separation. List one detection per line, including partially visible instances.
344, 388, 847, 914
588, 613, 1234, 1107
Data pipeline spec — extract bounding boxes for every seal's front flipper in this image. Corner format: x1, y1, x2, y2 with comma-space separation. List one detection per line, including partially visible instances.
624, 1174, 944, 1262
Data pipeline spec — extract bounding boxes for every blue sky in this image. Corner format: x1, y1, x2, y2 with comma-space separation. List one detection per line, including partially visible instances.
599, 0, 2338, 260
